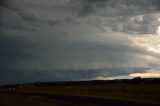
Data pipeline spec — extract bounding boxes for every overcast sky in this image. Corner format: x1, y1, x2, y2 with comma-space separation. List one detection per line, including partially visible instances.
0, 0, 160, 84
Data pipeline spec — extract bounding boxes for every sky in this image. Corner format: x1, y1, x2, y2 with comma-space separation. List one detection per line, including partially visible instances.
0, 0, 160, 84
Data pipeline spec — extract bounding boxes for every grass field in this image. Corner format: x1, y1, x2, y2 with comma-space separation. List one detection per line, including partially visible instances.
0, 92, 96, 106
1, 82, 160, 106
7, 83, 160, 105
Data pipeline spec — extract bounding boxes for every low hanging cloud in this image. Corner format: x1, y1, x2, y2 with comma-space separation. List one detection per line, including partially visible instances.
0, 0, 160, 84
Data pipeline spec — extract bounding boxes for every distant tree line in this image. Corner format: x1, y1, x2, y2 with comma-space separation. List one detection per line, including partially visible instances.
1, 77, 160, 88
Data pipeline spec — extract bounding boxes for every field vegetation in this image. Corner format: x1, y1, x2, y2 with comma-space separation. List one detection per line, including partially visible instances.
1, 78, 160, 105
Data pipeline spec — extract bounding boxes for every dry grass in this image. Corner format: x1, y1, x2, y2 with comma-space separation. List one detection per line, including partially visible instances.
15, 83, 160, 104
0, 92, 96, 106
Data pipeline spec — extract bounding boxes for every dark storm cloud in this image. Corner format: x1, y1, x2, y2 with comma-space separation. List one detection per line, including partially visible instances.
0, 33, 37, 69
0, 33, 39, 84
0, 0, 36, 22
0, 1, 36, 31
69, 0, 160, 34
0, 0, 61, 32
0, 67, 148, 85
0, 0, 160, 84
72, 0, 160, 17
102, 14, 160, 34
0, 0, 4, 7
45, 67, 148, 81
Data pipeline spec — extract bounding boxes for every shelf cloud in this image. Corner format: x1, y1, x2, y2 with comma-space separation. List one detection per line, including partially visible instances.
0, 0, 160, 84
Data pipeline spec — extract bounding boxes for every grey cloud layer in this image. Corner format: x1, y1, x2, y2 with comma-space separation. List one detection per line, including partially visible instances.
0, 0, 160, 84
71, 0, 160, 17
